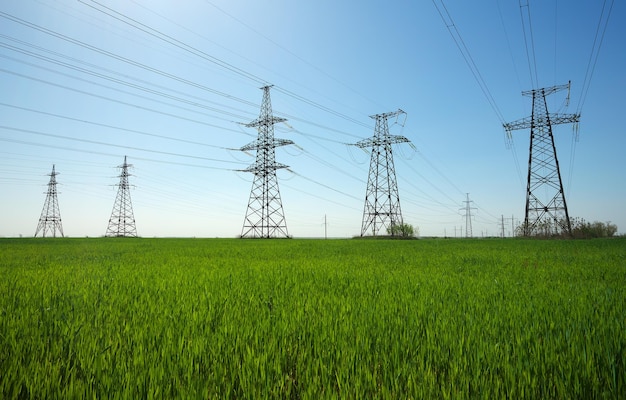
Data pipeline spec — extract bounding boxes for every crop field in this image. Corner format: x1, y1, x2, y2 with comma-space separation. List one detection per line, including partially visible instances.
0, 237, 625, 398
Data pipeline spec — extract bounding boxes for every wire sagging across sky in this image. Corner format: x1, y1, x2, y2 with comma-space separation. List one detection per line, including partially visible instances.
0, 1, 622, 238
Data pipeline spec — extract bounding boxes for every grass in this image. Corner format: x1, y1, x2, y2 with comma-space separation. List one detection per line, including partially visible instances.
0, 237, 624, 398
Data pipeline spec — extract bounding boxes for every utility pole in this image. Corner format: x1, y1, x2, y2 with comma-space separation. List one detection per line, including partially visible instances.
239, 85, 294, 238
34, 164, 64, 237
460, 193, 477, 238
354, 109, 412, 237
511, 214, 515, 237
500, 215, 505, 238
504, 82, 579, 236
106, 156, 137, 237
501, 215, 515, 237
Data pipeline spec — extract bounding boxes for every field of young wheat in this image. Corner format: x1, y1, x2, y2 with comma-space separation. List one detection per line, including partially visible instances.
0, 237, 624, 398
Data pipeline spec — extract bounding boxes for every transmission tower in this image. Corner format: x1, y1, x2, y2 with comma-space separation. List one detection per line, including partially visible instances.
355, 109, 412, 237
239, 85, 294, 238
106, 156, 138, 237
460, 193, 477, 238
34, 164, 64, 237
504, 82, 580, 236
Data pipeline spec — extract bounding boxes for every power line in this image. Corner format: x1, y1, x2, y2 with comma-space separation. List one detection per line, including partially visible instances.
289, 170, 361, 203
0, 51, 255, 131
273, 86, 371, 130
496, 0, 524, 95
0, 9, 374, 144
133, 0, 383, 118
0, 137, 237, 171
576, 0, 615, 113
78, 0, 267, 86
0, 102, 230, 150
553, 0, 558, 87
431, 0, 506, 124
0, 125, 245, 166
518, 0, 539, 88
282, 181, 360, 212
201, 0, 385, 112
0, 11, 260, 107
397, 157, 461, 211
0, 78, 368, 208
73, 3, 376, 132
0, 66, 249, 136
0, 33, 259, 122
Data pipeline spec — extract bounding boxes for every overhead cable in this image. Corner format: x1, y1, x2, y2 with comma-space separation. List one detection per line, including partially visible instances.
431, 0, 506, 124
0, 125, 245, 166
576, 0, 615, 113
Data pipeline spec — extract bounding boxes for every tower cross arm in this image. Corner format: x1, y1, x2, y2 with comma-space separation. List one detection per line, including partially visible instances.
244, 116, 287, 128
240, 138, 294, 152
503, 116, 532, 133
503, 113, 580, 134
237, 162, 290, 174
521, 82, 571, 97
369, 109, 406, 120
354, 134, 411, 149
387, 135, 411, 144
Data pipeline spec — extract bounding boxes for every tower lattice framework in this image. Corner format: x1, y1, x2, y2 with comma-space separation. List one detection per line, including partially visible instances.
34, 164, 64, 237
239, 85, 294, 238
106, 156, 138, 237
355, 109, 411, 237
504, 82, 580, 236
460, 193, 477, 238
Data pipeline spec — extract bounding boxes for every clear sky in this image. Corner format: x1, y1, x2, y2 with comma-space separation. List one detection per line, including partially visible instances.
0, 0, 623, 238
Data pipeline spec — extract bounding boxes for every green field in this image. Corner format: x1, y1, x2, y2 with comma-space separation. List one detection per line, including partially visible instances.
1, 237, 624, 398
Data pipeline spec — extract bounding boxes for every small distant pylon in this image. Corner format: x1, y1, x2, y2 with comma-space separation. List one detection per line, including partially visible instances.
238, 85, 294, 238
504, 82, 580, 236
106, 156, 137, 237
34, 164, 64, 237
355, 109, 412, 237
460, 193, 477, 238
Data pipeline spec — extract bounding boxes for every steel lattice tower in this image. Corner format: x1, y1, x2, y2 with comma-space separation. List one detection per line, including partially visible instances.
504, 82, 580, 236
34, 164, 64, 237
355, 109, 411, 237
239, 85, 294, 238
106, 156, 138, 237
460, 193, 477, 238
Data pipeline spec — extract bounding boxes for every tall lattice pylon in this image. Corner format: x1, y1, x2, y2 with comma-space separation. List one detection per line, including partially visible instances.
355, 109, 412, 237
460, 193, 477, 238
504, 82, 580, 236
239, 85, 294, 238
106, 156, 137, 237
34, 164, 64, 237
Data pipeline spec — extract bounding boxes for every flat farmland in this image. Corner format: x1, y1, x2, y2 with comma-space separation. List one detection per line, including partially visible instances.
1, 237, 624, 398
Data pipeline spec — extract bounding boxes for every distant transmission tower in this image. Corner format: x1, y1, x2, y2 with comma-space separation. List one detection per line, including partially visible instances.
460, 193, 476, 238
34, 164, 64, 237
355, 109, 412, 237
504, 82, 580, 236
239, 85, 294, 238
106, 156, 137, 237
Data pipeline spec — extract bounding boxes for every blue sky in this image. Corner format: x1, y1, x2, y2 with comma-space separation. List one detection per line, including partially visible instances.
0, 0, 623, 238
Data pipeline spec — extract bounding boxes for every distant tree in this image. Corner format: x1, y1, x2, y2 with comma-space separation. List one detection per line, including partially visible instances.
387, 223, 417, 238
516, 217, 619, 239
571, 218, 618, 239
515, 219, 566, 238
